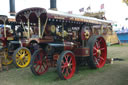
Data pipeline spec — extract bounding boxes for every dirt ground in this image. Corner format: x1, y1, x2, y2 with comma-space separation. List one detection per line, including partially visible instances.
0, 45, 128, 85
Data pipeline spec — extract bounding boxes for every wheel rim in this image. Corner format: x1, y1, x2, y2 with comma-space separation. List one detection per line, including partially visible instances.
32, 49, 48, 75
60, 52, 76, 79
93, 37, 107, 68
2, 48, 13, 65
16, 48, 31, 68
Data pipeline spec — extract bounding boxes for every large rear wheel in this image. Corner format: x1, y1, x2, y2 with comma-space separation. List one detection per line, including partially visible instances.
12, 47, 31, 68
57, 51, 76, 80
30, 49, 48, 75
87, 36, 107, 69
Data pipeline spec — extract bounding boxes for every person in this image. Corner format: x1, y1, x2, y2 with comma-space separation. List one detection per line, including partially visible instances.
17, 25, 24, 38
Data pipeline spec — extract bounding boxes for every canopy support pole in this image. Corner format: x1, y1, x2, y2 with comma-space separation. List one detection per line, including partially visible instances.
4, 22, 6, 38
38, 17, 41, 38
62, 23, 64, 42
42, 18, 48, 37
27, 19, 30, 38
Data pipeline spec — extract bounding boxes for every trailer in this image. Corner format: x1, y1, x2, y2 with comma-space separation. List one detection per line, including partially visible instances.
16, 7, 112, 79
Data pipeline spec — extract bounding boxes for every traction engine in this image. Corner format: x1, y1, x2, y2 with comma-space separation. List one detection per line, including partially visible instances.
15, 7, 110, 80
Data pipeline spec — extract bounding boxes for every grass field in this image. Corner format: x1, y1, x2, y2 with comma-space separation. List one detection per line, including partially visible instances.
0, 45, 128, 85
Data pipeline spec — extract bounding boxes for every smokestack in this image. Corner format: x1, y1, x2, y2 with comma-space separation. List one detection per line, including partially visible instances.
50, 0, 57, 11
9, 0, 15, 16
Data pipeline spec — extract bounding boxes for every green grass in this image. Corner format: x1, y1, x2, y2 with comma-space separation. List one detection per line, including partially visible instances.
0, 64, 111, 85
108, 44, 128, 47
1, 46, 128, 85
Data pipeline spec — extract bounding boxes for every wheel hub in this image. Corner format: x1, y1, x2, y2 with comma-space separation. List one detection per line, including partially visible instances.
68, 63, 70, 67
20, 54, 25, 59
97, 49, 101, 55
38, 61, 42, 65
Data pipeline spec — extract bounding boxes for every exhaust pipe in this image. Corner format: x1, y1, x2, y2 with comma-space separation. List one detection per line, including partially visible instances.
9, 0, 15, 16
50, 0, 57, 11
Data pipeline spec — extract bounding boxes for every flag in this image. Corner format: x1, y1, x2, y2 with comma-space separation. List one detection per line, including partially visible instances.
86, 6, 91, 10
123, 0, 128, 3
68, 11, 73, 14
101, 4, 104, 9
79, 8, 84, 12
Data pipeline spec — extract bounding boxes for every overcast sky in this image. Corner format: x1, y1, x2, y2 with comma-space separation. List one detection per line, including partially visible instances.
0, 0, 128, 28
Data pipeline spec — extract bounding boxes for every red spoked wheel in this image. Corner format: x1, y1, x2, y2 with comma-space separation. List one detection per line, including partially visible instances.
87, 36, 107, 69
57, 51, 76, 80
30, 48, 48, 75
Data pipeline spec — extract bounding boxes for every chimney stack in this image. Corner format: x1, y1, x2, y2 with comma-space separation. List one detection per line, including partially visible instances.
50, 0, 57, 11
9, 0, 15, 16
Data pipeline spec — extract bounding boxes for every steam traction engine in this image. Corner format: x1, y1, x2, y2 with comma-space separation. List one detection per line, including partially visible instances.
16, 7, 111, 80
0, 15, 16, 65
0, 15, 32, 68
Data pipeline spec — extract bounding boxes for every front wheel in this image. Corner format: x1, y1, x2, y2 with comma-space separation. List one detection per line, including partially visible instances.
2, 48, 13, 65
12, 47, 31, 68
30, 48, 48, 75
87, 35, 107, 69
57, 51, 76, 80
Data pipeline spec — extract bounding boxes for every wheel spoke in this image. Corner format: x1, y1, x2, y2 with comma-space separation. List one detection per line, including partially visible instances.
69, 57, 72, 64
98, 41, 101, 48
65, 55, 69, 63
40, 54, 43, 60
61, 64, 67, 68
37, 65, 41, 73
42, 62, 46, 69
16, 59, 20, 64
23, 60, 26, 64
22, 50, 25, 55
99, 38, 102, 43
70, 63, 72, 66
69, 67, 72, 72
65, 68, 69, 76
18, 52, 22, 56
34, 63, 39, 69
20, 50, 23, 54
64, 56, 68, 62
94, 57, 99, 65
22, 50, 25, 54
18, 61, 21, 65
24, 55, 28, 59
93, 52, 97, 56
95, 42, 98, 48
23, 59, 26, 63
40, 66, 43, 72
100, 48, 105, 50
99, 55, 104, 61
61, 67, 65, 73
93, 47, 97, 51
20, 60, 24, 65
25, 54, 28, 56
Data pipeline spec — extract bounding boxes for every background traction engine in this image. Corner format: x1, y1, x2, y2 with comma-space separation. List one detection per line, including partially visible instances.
0, 15, 31, 68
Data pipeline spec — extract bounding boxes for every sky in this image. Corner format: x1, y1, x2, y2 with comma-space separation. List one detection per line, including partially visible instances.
0, 0, 128, 29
